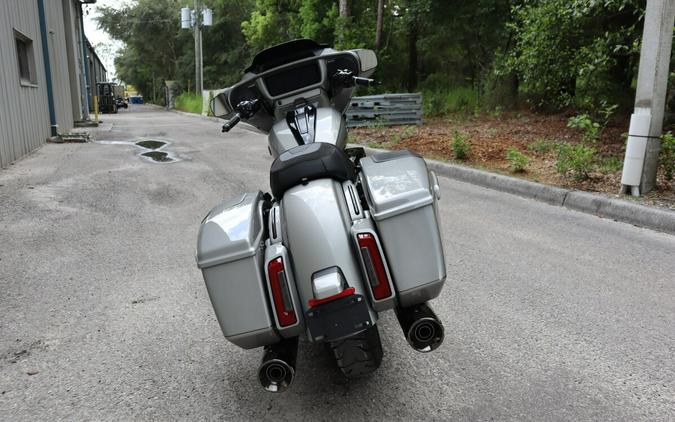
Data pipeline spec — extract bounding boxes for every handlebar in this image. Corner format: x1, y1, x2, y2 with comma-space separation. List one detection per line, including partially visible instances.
332, 69, 380, 88
353, 76, 380, 87
221, 99, 260, 133
222, 113, 241, 132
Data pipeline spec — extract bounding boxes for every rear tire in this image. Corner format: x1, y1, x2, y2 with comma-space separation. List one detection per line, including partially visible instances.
329, 325, 383, 378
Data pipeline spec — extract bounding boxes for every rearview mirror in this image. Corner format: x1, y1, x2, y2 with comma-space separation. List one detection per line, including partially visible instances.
355, 49, 377, 73
210, 90, 230, 118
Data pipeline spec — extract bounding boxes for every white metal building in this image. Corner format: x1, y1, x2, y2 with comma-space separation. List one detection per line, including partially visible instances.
0, 0, 106, 168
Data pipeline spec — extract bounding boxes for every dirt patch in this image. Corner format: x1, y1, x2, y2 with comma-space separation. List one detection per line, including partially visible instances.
352, 112, 675, 210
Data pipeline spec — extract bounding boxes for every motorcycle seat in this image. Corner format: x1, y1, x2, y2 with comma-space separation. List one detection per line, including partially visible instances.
270, 143, 356, 198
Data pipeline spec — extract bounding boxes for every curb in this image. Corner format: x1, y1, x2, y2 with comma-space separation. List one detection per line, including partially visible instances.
563, 191, 675, 234
358, 145, 675, 235
145, 104, 223, 124
168, 108, 223, 124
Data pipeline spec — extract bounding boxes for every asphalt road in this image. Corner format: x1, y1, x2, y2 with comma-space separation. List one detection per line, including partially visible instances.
1, 105, 674, 421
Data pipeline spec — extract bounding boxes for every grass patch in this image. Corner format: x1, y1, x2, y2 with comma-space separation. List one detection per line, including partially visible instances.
423, 87, 479, 116
598, 156, 623, 174
527, 138, 556, 154
388, 125, 417, 145
175, 93, 203, 114
661, 132, 675, 180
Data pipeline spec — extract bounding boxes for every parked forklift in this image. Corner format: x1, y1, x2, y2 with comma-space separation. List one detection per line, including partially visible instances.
96, 82, 123, 113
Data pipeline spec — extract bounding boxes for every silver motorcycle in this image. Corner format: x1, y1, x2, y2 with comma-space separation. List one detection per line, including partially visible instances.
197, 40, 446, 392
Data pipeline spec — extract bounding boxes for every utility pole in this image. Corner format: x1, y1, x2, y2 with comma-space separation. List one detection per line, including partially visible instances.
620, 0, 675, 196
181, 4, 212, 96
193, 0, 203, 95
375, 0, 384, 50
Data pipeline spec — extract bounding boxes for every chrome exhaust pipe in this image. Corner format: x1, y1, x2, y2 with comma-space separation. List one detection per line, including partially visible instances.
258, 337, 298, 393
395, 302, 444, 353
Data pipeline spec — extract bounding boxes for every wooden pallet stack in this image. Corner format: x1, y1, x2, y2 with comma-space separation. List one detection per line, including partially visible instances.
346, 93, 423, 127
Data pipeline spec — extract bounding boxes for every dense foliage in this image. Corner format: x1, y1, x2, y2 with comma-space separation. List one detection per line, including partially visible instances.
98, 0, 652, 113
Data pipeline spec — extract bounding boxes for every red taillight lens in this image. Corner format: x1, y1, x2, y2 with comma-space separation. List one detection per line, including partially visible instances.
267, 257, 297, 327
357, 233, 392, 300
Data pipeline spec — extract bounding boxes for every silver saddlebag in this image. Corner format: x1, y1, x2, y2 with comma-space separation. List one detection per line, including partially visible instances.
196, 191, 279, 349
359, 151, 446, 307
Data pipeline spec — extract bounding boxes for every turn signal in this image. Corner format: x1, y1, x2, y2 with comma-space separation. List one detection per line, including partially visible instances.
357, 233, 392, 300
267, 257, 297, 327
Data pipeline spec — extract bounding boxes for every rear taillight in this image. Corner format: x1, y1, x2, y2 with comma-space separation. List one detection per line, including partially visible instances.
357, 233, 392, 300
267, 257, 297, 327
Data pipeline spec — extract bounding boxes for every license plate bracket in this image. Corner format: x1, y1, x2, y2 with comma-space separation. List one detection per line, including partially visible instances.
305, 294, 372, 342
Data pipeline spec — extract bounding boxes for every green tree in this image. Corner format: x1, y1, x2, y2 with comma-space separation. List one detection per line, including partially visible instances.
98, 0, 255, 99
503, 0, 643, 110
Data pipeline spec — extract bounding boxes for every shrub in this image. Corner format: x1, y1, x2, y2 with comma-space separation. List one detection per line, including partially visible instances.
661, 132, 675, 181
175, 93, 203, 114
567, 113, 600, 144
527, 138, 556, 154
506, 148, 530, 172
451, 130, 470, 160
555, 142, 597, 181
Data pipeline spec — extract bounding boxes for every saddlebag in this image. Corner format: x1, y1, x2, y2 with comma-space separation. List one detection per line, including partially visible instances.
196, 191, 279, 349
359, 151, 446, 307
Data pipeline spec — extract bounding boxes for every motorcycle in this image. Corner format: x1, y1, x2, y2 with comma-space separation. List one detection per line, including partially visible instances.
197, 39, 447, 392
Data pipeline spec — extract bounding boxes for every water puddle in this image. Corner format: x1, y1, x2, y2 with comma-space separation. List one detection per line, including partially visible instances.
95, 138, 180, 164
141, 151, 174, 162
135, 140, 166, 150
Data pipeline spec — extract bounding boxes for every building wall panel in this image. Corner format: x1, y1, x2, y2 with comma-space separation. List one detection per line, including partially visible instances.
46, 0, 74, 133
0, 0, 51, 168
61, 0, 85, 122
0, 0, 103, 168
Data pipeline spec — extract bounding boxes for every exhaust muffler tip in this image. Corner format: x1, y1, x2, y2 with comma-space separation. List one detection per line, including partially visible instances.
258, 359, 295, 393
258, 337, 298, 393
396, 302, 445, 353
406, 316, 444, 353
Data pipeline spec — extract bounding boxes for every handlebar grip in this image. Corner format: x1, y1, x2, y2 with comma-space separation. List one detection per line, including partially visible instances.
222, 113, 241, 132
353, 77, 380, 87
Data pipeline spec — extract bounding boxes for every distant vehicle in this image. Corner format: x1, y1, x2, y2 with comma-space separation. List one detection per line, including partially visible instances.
126, 84, 143, 104
113, 85, 128, 109
97, 82, 118, 113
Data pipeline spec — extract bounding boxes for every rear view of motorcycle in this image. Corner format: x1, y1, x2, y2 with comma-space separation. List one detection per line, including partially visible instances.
196, 40, 447, 392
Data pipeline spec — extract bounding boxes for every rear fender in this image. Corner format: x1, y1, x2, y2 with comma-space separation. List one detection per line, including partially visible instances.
280, 178, 377, 336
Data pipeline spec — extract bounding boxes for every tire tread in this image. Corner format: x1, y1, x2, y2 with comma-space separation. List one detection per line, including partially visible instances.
329, 325, 383, 378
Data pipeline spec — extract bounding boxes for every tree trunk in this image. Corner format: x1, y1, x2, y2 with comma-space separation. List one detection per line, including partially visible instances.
375, 0, 384, 50
339, 0, 350, 17
407, 19, 418, 92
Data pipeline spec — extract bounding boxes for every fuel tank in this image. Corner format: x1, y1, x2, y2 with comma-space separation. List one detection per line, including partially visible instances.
268, 107, 347, 158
